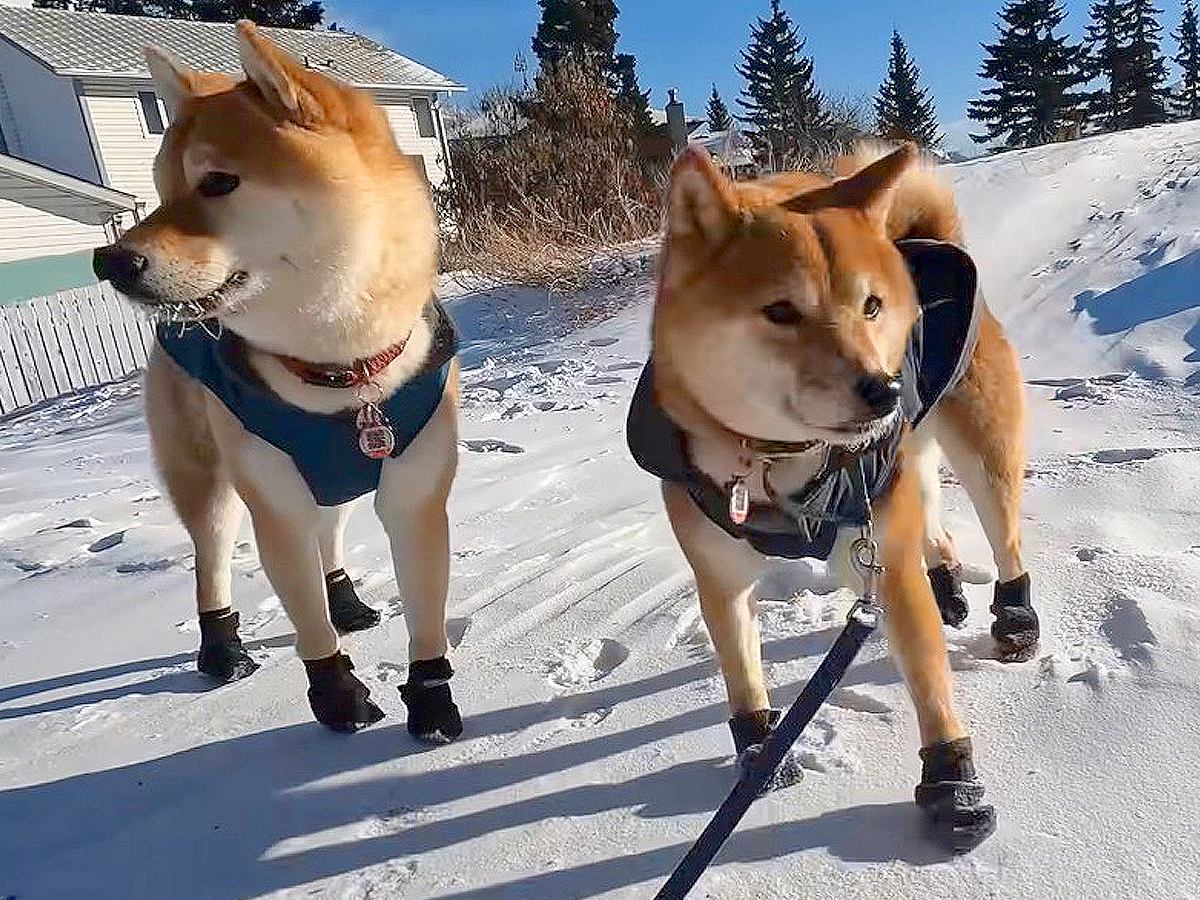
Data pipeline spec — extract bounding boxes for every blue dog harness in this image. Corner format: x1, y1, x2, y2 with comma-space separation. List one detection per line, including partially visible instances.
157, 301, 457, 507
627, 239, 981, 560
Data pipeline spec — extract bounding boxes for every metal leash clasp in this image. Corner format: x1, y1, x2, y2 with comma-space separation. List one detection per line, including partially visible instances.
847, 519, 883, 628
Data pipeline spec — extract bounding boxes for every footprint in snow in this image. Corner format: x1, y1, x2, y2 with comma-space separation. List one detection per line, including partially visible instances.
87, 530, 127, 553
829, 687, 893, 716
56, 517, 101, 530
546, 638, 630, 688
115, 558, 180, 574
586, 337, 618, 347
1099, 593, 1157, 667
462, 438, 525, 454
1091, 448, 1162, 464
446, 616, 472, 648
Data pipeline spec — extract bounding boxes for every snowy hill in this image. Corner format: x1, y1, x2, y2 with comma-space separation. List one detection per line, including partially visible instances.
956, 121, 1200, 384
3, 124, 1200, 899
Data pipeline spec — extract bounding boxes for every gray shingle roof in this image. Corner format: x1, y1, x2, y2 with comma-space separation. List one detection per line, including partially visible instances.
0, 6, 463, 92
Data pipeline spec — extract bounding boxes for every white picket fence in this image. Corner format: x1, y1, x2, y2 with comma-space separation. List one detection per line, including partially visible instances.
0, 283, 154, 415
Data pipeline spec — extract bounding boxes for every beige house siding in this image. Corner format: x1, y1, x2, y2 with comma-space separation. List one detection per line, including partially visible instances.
76, 78, 447, 215
0, 178, 109, 262
377, 92, 446, 186
77, 77, 161, 212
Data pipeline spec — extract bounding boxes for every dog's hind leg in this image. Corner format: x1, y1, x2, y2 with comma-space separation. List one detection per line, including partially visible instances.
146, 351, 257, 681
911, 428, 969, 629
877, 454, 996, 852
662, 481, 803, 789
934, 308, 1038, 661
318, 502, 381, 633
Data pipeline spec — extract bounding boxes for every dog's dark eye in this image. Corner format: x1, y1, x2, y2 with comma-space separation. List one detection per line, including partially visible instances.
863, 294, 883, 320
197, 172, 240, 198
761, 301, 802, 326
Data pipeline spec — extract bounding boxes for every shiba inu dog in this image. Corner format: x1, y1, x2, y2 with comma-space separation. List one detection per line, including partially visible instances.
628, 143, 1038, 851
91, 23, 462, 741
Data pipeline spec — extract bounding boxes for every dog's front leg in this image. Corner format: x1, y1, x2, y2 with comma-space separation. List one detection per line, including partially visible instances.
375, 381, 462, 743
663, 482, 804, 788
212, 406, 383, 732
877, 454, 996, 852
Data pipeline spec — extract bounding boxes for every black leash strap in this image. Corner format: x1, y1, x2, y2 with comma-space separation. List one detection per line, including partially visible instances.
653, 602, 879, 900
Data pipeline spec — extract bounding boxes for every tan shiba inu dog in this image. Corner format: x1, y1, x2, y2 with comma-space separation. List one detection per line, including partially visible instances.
632, 143, 1038, 851
91, 23, 462, 741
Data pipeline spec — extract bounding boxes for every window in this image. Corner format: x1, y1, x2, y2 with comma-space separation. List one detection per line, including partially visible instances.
413, 97, 436, 139
138, 91, 167, 135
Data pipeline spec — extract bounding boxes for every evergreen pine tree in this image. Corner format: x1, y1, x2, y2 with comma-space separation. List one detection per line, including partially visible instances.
706, 84, 732, 131
874, 30, 942, 148
532, 0, 619, 69
1174, 0, 1200, 119
612, 52, 652, 134
531, 0, 650, 134
968, 0, 1087, 149
1122, 0, 1171, 126
1084, 0, 1131, 130
736, 0, 830, 168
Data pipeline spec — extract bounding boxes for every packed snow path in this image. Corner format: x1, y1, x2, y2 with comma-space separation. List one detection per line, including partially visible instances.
3, 124, 1200, 899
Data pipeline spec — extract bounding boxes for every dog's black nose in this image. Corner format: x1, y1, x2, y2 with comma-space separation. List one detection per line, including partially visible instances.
92, 245, 148, 293
857, 373, 903, 417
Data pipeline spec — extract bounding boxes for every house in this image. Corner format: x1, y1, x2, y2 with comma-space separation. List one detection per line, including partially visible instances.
645, 103, 757, 178
0, 150, 136, 303
0, 5, 464, 224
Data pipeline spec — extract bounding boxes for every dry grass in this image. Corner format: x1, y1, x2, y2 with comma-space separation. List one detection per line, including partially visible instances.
439, 58, 662, 292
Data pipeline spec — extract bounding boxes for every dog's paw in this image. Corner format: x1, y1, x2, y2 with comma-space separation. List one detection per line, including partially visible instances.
990, 573, 1039, 662
326, 569, 382, 633
736, 742, 806, 792
399, 657, 463, 744
915, 737, 997, 854
197, 610, 261, 682
728, 708, 804, 792
928, 564, 970, 629
304, 653, 385, 732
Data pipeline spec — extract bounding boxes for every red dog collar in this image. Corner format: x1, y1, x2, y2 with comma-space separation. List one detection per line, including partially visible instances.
275, 334, 410, 389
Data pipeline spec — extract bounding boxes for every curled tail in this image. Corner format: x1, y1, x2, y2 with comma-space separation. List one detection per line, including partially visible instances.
836, 141, 964, 245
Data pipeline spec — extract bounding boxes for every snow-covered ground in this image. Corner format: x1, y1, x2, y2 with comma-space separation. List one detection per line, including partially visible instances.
3, 123, 1200, 899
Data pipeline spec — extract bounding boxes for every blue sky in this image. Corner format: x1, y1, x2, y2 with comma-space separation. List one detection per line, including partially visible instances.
326, 0, 1189, 154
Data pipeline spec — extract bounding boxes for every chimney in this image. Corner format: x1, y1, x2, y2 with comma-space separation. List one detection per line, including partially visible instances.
666, 89, 687, 153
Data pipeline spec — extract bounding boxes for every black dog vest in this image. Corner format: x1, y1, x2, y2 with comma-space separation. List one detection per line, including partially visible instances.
626, 239, 981, 560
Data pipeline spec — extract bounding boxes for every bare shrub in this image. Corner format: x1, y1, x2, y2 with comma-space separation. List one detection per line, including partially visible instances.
771, 93, 875, 173
439, 57, 662, 291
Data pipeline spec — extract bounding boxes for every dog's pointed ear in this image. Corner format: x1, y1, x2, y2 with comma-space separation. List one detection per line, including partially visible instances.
237, 20, 325, 125
666, 146, 739, 246
144, 46, 198, 119
784, 143, 917, 227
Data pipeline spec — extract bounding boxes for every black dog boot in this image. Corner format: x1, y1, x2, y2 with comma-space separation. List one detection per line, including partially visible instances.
991, 572, 1039, 662
915, 737, 996, 854
928, 564, 970, 628
399, 656, 463, 744
197, 609, 260, 682
304, 652, 385, 732
326, 569, 382, 633
730, 709, 805, 792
